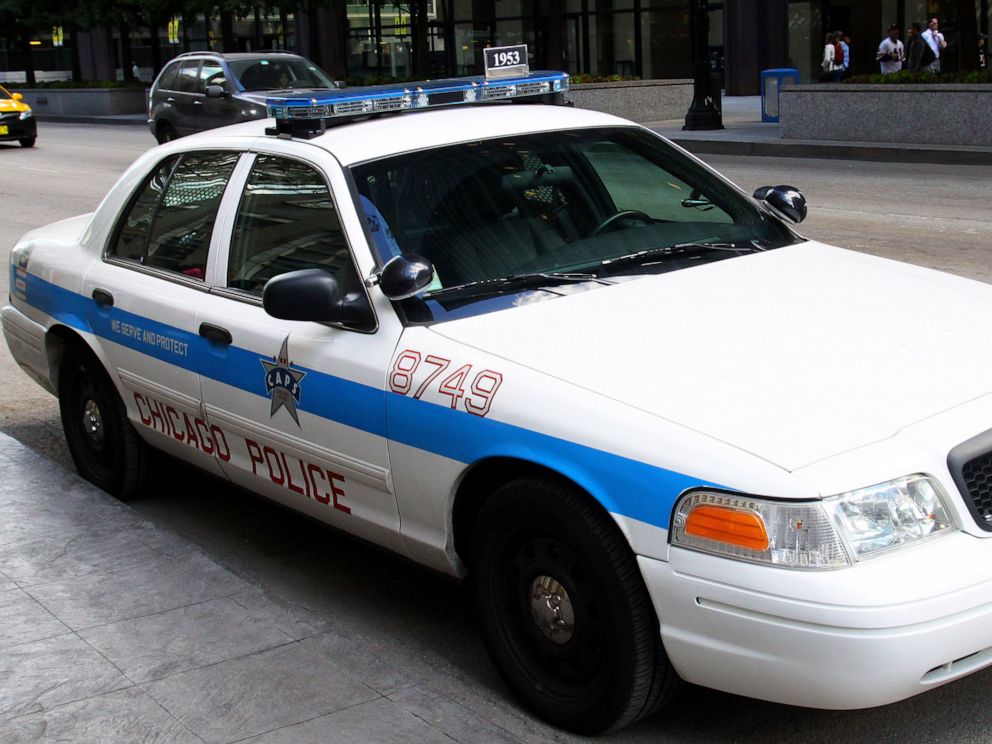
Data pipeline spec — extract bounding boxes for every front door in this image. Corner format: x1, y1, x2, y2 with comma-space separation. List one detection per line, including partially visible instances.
196, 143, 405, 552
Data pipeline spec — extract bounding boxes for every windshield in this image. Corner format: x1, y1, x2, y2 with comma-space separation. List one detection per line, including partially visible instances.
229, 58, 335, 91
0, 87, 11, 100
351, 126, 799, 321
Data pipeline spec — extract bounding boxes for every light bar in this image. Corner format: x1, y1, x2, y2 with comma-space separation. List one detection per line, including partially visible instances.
266, 71, 569, 124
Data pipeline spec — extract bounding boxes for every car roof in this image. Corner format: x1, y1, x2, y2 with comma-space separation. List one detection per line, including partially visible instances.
184, 104, 638, 166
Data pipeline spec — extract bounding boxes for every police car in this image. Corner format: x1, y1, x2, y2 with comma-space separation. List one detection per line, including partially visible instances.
6, 50, 992, 735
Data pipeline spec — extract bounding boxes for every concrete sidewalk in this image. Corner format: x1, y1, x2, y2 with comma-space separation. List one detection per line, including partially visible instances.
36, 95, 992, 164
0, 432, 571, 743
645, 95, 992, 165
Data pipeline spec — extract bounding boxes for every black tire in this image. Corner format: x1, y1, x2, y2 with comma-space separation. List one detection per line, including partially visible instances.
155, 122, 177, 144
58, 346, 147, 501
472, 476, 680, 734
19, 137, 36, 148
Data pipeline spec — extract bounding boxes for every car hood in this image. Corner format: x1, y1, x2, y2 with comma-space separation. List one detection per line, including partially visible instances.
0, 97, 29, 113
428, 242, 992, 471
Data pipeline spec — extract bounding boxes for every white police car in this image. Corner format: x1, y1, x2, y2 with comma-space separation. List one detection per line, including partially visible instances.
6, 59, 992, 735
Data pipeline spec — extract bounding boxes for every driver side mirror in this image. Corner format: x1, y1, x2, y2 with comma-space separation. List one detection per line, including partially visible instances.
205, 84, 227, 99
372, 254, 435, 300
12, 92, 23, 101
263, 269, 370, 327
753, 185, 807, 225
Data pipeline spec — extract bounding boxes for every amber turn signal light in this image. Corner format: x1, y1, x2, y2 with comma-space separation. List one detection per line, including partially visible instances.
684, 505, 770, 551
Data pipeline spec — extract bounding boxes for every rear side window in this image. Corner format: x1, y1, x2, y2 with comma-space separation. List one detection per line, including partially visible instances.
155, 62, 181, 91
110, 152, 239, 280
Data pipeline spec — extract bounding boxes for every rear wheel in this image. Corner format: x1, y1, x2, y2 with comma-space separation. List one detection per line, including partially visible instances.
472, 476, 680, 734
19, 137, 35, 148
58, 346, 147, 501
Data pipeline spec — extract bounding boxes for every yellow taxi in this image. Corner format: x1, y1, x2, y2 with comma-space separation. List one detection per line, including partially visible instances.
0, 84, 37, 148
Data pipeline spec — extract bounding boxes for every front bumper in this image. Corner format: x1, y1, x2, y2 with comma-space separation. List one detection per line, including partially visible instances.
643, 532, 992, 709
0, 114, 36, 142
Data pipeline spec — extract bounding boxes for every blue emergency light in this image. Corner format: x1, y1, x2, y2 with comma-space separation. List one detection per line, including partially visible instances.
264, 70, 570, 139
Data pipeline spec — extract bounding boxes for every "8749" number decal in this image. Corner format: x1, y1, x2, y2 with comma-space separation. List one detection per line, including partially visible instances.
389, 350, 503, 417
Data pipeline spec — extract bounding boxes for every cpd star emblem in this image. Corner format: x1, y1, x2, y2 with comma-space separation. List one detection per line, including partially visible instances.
261, 336, 307, 426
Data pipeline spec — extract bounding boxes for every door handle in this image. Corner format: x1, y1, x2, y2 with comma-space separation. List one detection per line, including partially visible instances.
198, 322, 232, 345
91, 288, 114, 308
166, 97, 176, 103
193, 99, 203, 106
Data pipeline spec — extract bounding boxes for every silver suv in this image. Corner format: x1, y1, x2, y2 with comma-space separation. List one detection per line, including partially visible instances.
147, 51, 337, 143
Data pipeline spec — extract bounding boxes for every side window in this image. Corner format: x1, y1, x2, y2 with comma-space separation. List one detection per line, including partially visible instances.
110, 152, 239, 280
175, 61, 201, 93
228, 155, 361, 299
113, 157, 178, 262
200, 63, 226, 92
156, 62, 181, 92
580, 140, 734, 224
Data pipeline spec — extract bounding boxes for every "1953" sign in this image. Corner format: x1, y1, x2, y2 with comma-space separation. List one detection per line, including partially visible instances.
484, 45, 529, 79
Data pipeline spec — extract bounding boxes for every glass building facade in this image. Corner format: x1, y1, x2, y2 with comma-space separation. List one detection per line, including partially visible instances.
0, 0, 988, 90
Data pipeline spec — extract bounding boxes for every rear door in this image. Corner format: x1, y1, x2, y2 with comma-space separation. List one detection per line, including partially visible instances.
81, 149, 243, 475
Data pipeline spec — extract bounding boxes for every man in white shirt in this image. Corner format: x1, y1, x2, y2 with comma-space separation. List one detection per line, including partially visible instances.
877, 25, 905, 74
921, 17, 947, 72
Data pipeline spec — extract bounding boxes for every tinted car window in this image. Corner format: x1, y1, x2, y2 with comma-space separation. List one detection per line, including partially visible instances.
113, 157, 179, 262
110, 152, 239, 279
228, 155, 361, 300
174, 61, 201, 93
156, 61, 181, 91
229, 58, 335, 90
199, 63, 226, 92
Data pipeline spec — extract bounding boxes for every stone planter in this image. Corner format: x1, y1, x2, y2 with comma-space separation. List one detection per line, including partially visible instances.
781, 84, 992, 146
15, 87, 147, 118
567, 79, 693, 123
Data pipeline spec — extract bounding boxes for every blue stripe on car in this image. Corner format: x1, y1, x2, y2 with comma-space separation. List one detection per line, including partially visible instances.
19, 272, 715, 527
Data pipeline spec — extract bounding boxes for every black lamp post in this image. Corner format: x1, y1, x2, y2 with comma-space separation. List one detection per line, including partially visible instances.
683, 0, 723, 130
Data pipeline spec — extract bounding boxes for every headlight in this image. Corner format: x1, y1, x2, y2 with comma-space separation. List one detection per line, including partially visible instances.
826, 474, 954, 558
672, 475, 955, 570
19, 110, 32, 120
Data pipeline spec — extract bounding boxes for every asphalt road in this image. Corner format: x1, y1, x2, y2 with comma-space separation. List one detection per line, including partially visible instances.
3, 122, 992, 743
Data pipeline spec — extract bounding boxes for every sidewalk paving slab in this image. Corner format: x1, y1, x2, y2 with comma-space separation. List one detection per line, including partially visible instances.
0, 431, 576, 743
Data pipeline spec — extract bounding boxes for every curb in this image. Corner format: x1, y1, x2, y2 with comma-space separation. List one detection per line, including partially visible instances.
36, 114, 147, 126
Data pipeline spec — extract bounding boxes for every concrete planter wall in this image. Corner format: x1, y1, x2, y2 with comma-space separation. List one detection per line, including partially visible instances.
15, 88, 146, 117
781, 84, 992, 146
567, 79, 693, 123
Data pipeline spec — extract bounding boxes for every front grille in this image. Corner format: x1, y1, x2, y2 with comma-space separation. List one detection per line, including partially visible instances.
961, 451, 992, 525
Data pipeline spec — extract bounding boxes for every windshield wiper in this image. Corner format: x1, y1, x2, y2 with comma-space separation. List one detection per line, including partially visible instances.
423, 271, 608, 302
597, 241, 756, 273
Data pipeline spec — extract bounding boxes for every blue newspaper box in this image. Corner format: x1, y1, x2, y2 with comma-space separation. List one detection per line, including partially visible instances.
760, 68, 800, 123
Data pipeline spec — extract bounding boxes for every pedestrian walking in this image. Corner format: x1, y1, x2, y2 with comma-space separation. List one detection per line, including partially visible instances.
877, 25, 905, 74
822, 32, 843, 81
906, 23, 927, 72
921, 17, 946, 72
836, 31, 851, 79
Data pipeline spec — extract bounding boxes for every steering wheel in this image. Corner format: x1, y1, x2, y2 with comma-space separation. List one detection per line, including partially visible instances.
591, 209, 653, 236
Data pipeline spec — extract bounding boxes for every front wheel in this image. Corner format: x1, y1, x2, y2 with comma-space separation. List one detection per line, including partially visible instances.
58, 346, 147, 501
19, 137, 36, 148
472, 477, 680, 734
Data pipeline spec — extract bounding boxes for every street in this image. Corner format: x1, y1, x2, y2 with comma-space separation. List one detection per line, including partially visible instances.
3, 122, 992, 742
